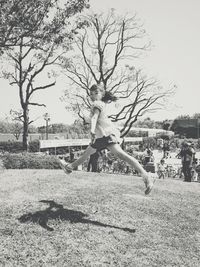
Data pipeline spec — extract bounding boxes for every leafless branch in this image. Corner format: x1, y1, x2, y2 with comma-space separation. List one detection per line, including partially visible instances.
28, 102, 46, 107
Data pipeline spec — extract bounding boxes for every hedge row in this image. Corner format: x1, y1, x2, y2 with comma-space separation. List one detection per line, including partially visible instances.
0, 140, 77, 154
0, 140, 40, 153
1, 153, 61, 169
0, 141, 23, 153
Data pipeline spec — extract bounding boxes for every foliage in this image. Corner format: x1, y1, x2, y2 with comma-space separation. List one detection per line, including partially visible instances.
124, 117, 166, 130
28, 125, 38, 133
37, 120, 89, 138
0, 119, 13, 133
0, 119, 38, 133
162, 120, 171, 131
0, 140, 40, 153
1, 153, 60, 169
170, 119, 200, 138
175, 113, 200, 120
29, 140, 40, 152
10, 122, 23, 140
0, 0, 90, 49
132, 117, 156, 129
0, 141, 23, 153
49, 123, 71, 134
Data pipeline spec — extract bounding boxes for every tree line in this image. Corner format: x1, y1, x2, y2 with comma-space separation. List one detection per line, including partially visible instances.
0, 117, 167, 140
0, 119, 90, 139
1, 113, 200, 140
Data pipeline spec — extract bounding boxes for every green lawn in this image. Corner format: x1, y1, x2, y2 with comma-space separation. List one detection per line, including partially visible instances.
0, 170, 199, 266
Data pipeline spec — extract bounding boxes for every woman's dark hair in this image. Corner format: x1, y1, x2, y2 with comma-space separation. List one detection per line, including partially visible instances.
90, 84, 117, 103
102, 91, 118, 103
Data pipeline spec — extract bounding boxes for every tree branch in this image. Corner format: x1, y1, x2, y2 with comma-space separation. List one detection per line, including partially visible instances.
28, 102, 46, 107
30, 81, 56, 95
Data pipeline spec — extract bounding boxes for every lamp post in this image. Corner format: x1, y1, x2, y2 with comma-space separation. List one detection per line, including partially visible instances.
43, 113, 50, 140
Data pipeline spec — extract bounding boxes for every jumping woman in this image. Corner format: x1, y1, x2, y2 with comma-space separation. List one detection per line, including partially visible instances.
59, 84, 156, 195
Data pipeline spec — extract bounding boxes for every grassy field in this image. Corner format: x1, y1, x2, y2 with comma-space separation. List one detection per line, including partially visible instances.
0, 169, 199, 267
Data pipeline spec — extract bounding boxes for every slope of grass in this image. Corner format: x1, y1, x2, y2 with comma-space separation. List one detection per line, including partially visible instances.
0, 170, 199, 266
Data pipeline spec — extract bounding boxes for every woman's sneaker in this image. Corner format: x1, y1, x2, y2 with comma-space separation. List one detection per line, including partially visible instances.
59, 159, 73, 174
143, 173, 156, 195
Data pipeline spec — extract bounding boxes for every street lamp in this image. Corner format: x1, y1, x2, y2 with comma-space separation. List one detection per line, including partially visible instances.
43, 113, 50, 140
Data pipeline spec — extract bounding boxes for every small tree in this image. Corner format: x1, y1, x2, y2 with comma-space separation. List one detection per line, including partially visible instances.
10, 123, 23, 140
9, 109, 24, 140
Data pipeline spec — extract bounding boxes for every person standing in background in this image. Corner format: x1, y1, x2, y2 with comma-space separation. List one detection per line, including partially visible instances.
177, 142, 193, 182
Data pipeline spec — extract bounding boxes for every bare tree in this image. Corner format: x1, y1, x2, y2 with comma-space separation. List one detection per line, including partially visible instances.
62, 10, 174, 137
0, 0, 89, 150
11, 123, 23, 140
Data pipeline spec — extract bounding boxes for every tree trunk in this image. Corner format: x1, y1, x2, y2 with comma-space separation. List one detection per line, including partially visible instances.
22, 108, 29, 151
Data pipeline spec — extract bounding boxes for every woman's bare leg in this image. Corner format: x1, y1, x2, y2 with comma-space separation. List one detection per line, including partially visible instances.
108, 144, 155, 194
71, 145, 96, 169
108, 144, 148, 178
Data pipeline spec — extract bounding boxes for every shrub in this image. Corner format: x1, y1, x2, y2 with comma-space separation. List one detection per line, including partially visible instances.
0, 141, 23, 153
0, 140, 40, 153
1, 153, 61, 169
29, 140, 40, 152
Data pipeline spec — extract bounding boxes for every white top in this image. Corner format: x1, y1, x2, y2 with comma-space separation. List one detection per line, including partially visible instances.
91, 100, 121, 140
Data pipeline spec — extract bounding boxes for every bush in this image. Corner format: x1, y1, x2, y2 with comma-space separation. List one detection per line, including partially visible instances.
1, 153, 61, 169
0, 140, 40, 153
0, 141, 23, 153
29, 140, 40, 152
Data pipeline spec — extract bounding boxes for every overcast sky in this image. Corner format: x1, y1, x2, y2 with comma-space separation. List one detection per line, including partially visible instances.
0, 0, 200, 126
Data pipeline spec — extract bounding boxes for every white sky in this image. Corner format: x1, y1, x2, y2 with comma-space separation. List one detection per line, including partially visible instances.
0, 0, 200, 126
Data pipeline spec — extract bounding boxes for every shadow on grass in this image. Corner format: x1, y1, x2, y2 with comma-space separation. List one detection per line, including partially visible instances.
18, 200, 136, 233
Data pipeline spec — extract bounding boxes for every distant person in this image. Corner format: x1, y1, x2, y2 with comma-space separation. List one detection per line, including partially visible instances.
143, 148, 154, 165
101, 150, 108, 172
59, 83, 156, 195
190, 143, 196, 163
147, 147, 153, 156
70, 149, 75, 162
190, 143, 198, 181
45, 150, 49, 155
157, 159, 167, 179
162, 140, 170, 158
87, 151, 100, 172
177, 142, 193, 182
